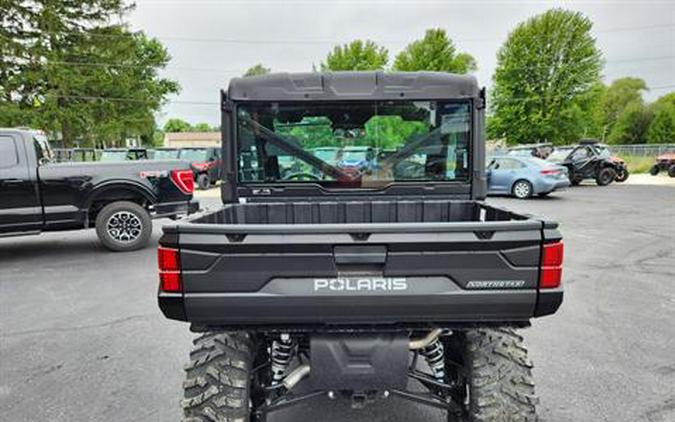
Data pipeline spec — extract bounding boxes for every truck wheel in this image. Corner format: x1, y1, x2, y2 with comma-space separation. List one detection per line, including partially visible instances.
615, 168, 629, 182
668, 165, 675, 178
595, 167, 615, 186
95, 201, 152, 252
182, 332, 257, 422
456, 328, 538, 422
649, 165, 660, 176
511, 180, 532, 199
197, 173, 210, 190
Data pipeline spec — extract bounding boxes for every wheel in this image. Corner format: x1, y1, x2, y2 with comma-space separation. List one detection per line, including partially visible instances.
511, 180, 533, 199
197, 173, 210, 190
570, 177, 582, 186
95, 201, 152, 252
595, 167, 616, 186
668, 165, 675, 178
614, 167, 629, 182
445, 328, 538, 422
182, 332, 259, 422
649, 165, 660, 176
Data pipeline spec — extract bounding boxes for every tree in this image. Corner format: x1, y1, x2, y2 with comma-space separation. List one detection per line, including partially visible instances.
243, 63, 271, 77
607, 101, 652, 144
163, 118, 192, 133
393, 29, 477, 73
488, 9, 603, 145
646, 92, 675, 143
0, 1, 178, 147
598, 77, 648, 139
321, 40, 388, 71
192, 122, 213, 132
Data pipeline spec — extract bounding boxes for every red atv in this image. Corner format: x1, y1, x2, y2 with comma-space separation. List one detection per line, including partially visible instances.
650, 152, 675, 177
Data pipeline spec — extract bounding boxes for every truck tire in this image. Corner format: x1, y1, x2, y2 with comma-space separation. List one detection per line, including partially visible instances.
459, 328, 538, 422
668, 165, 675, 178
197, 173, 210, 190
649, 165, 660, 176
511, 180, 532, 199
595, 167, 615, 186
95, 201, 152, 252
182, 332, 255, 422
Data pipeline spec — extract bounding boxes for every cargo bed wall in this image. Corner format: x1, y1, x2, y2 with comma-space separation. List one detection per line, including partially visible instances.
159, 200, 551, 327
190, 200, 524, 225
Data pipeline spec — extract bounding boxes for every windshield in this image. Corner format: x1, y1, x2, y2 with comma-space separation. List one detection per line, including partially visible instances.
595, 146, 611, 158
547, 149, 571, 163
236, 101, 471, 187
180, 149, 209, 162
154, 149, 180, 159
99, 151, 128, 162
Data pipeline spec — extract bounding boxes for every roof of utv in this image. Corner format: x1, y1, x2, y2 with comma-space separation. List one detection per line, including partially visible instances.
226, 71, 480, 102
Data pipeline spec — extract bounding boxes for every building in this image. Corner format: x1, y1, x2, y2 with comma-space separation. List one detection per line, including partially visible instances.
163, 132, 221, 148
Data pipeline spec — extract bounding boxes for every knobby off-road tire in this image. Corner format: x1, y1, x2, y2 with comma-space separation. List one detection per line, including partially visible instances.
460, 328, 538, 422
649, 165, 660, 176
182, 332, 256, 422
668, 165, 675, 178
614, 168, 629, 182
95, 201, 152, 252
595, 167, 616, 186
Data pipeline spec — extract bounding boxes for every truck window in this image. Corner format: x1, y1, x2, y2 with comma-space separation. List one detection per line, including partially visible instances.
236, 101, 472, 188
0, 137, 19, 168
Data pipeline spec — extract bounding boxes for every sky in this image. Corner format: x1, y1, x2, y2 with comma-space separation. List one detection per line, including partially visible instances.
128, 0, 675, 126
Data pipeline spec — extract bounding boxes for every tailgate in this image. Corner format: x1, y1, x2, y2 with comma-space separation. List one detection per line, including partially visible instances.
160, 220, 554, 327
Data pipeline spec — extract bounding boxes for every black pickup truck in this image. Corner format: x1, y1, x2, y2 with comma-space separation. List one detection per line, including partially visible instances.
157, 72, 564, 421
0, 129, 198, 251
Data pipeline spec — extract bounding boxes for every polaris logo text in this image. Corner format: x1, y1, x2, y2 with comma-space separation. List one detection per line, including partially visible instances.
313, 278, 408, 292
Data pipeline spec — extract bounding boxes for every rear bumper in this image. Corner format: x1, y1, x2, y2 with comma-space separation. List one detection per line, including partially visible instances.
152, 199, 200, 219
159, 279, 562, 327
536, 178, 570, 193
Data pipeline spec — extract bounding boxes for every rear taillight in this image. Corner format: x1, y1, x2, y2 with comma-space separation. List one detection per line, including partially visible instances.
540, 241, 563, 289
170, 169, 194, 194
158, 246, 181, 292
540, 168, 560, 175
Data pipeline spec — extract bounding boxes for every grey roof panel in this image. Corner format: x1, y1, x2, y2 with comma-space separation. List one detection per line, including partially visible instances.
227, 71, 480, 101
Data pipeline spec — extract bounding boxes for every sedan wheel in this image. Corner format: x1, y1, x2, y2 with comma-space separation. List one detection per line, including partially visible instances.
512, 180, 533, 199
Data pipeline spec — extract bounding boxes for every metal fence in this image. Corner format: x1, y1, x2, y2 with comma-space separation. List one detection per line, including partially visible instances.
607, 144, 675, 157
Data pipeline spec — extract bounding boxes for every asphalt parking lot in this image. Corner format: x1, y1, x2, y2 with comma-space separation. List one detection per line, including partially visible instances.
1, 183, 674, 422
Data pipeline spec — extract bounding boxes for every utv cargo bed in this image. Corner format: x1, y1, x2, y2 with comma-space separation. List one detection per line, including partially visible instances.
159, 199, 562, 328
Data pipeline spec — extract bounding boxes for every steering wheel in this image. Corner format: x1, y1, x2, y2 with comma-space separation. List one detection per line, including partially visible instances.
393, 161, 426, 179
283, 172, 321, 181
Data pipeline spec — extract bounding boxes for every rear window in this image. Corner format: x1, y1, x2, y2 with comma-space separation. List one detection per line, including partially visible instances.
236, 100, 472, 188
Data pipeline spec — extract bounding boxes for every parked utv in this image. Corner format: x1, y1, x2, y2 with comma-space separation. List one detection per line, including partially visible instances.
585, 141, 630, 182
157, 72, 564, 422
547, 141, 625, 186
179, 147, 222, 190
649, 151, 675, 177
506, 143, 554, 159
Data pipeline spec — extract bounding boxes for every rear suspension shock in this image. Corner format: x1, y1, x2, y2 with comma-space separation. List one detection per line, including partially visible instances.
271, 334, 297, 385
421, 337, 445, 381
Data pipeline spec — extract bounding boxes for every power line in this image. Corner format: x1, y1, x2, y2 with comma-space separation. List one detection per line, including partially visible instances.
7, 22, 673, 46
42, 83, 674, 107
5, 54, 671, 75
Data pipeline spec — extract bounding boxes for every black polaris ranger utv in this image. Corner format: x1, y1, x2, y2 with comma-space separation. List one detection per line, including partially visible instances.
157, 72, 564, 422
